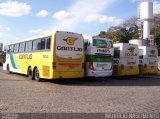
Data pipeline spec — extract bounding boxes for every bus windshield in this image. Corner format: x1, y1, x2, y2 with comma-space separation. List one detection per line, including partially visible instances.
93, 39, 112, 48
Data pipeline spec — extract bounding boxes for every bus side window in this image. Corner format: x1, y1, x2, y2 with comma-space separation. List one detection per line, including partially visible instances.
25, 42, 29, 52
11, 45, 14, 53
19, 42, 25, 52
8, 45, 11, 53
29, 41, 32, 51
25, 41, 32, 52
13, 44, 16, 53
41, 38, 46, 50
37, 39, 41, 50
22, 42, 25, 52
10, 45, 14, 53
33, 39, 41, 51
13, 44, 19, 53
17, 44, 20, 53
19, 43, 22, 52
46, 37, 51, 49
33, 40, 37, 51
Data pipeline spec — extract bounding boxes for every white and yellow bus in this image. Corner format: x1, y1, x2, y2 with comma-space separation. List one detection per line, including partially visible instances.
113, 43, 139, 76
139, 46, 158, 74
85, 36, 113, 77
3, 31, 85, 81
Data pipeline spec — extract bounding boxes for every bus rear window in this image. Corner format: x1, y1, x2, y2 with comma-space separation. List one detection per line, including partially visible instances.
114, 48, 120, 58
139, 49, 143, 59
93, 39, 112, 48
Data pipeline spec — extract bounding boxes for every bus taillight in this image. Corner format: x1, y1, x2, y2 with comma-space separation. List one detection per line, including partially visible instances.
53, 62, 56, 69
111, 61, 113, 70
88, 61, 94, 70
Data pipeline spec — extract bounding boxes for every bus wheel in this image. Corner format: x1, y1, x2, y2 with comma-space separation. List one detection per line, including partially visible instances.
158, 57, 160, 71
34, 68, 41, 81
7, 64, 12, 74
28, 67, 34, 80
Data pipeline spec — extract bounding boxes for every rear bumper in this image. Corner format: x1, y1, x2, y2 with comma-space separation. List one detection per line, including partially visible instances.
52, 71, 84, 79
86, 70, 112, 77
139, 65, 158, 75
113, 65, 139, 76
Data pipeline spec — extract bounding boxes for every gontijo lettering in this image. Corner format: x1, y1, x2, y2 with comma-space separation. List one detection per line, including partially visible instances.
19, 54, 32, 59
57, 46, 82, 52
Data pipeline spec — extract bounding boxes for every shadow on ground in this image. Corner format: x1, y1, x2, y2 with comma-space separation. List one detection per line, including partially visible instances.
46, 75, 160, 87
1, 65, 160, 87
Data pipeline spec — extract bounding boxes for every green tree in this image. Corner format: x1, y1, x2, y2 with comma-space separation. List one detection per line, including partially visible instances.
98, 15, 160, 45
98, 17, 139, 43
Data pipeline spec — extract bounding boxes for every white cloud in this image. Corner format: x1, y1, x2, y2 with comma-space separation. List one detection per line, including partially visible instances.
153, 1, 160, 14
100, 16, 123, 25
50, 0, 120, 31
84, 14, 123, 25
52, 10, 74, 20
84, 14, 101, 22
0, 1, 31, 17
37, 10, 49, 17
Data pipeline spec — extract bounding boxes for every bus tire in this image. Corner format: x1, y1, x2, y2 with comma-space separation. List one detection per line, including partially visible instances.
28, 67, 34, 80
34, 68, 41, 81
158, 57, 160, 71
7, 64, 12, 74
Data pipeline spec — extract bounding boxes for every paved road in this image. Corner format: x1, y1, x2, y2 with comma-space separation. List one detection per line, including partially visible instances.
0, 66, 160, 113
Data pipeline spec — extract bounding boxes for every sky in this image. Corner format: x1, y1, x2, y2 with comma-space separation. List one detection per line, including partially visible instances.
0, 0, 160, 46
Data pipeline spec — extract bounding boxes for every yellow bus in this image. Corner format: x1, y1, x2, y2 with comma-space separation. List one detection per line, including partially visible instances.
0, 51, 5, 65
113, 43, 139, 76
139, 46, 158, 75
3, 31, 85, 81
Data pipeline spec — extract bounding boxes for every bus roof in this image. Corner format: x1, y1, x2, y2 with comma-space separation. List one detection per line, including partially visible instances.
92, 36, 111, 41
84, 36, 112, 44
15, 32, 55, 44
9, 31, 83, 45
113, 43, 138, 47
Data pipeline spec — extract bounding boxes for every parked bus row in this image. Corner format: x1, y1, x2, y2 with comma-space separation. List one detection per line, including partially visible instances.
2, 31, 158, 81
